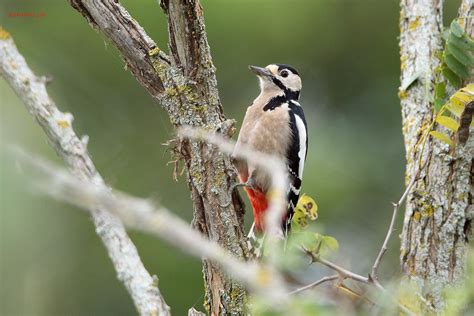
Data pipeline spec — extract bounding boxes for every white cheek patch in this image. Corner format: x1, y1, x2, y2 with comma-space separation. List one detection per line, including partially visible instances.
294, 114, 307, 179
285, 75, 302, 92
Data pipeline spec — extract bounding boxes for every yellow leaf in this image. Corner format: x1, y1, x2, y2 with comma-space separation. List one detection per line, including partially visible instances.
446, 101, 464, 117
295, 194, 318, 220
462, 83, 474, 94
292, 208, 308, 229
429, 131, 454, 146
435, 116, 460, 131
447, 86, 474, 117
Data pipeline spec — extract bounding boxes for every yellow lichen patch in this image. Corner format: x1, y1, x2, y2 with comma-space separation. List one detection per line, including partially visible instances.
400, 54, 408, 71
0, 26, 10, 40
422, 205, 434, 217
57, 120, 70, 128
148, 47, 160, 57
408, 17, 421, 31
398, 89, 408, 99
413, 211, 421, 221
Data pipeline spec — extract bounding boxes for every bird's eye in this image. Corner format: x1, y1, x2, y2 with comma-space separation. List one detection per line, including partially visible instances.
280, 70, 289, 78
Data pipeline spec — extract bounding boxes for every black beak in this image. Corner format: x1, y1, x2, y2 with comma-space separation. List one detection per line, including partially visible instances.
249, 65, 272, 78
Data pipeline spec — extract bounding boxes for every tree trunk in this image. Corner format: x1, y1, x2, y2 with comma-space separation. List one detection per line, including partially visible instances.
160, 2, 249, 314
399, 0, 473, 311
69, 0, 249, 314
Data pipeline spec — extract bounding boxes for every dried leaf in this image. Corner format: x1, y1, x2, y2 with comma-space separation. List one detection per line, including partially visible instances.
436, 116, 460, 131
429, 131, 454, 146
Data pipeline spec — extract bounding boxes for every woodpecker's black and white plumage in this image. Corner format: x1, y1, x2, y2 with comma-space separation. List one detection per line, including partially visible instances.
233, 64, 308, 237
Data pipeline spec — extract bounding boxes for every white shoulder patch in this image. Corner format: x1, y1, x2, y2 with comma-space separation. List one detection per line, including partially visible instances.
294, 114, 307, 179
290, 100, 301, 107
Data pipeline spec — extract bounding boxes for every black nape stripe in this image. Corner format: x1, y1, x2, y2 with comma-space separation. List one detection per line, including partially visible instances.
276, 64, 299, 76
263, 95, 287, 111
271, 77, 300, 101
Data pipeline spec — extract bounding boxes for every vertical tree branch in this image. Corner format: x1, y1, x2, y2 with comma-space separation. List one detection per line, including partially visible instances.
399, 0, 473, 311
68, 1, 249, 314
0, 29, 170, 316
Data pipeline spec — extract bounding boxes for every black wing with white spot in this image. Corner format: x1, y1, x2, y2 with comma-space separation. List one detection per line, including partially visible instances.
284, 100, 308, 234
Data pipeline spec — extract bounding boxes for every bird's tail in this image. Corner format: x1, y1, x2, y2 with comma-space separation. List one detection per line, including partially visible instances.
247, 222, 265, 258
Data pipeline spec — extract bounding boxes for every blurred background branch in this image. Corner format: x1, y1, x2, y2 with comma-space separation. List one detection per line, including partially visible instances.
0, 30, 170, 316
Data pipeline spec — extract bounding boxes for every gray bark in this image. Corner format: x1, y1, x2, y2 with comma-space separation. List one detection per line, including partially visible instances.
399, 0, 473, 311
69, 1, 249, 314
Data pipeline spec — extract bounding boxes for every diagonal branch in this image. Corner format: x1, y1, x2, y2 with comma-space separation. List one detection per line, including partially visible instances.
0, 29, 170, 316
13, 148, 290, 306
288, 275, 339, 295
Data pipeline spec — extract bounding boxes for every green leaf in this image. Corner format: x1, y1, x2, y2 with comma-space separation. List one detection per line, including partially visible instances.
435, 116, 460, 131
447, 42, 474, 67
321, 236, 339, 252
312, 233, 339, 256
442, 29, 450, 41
445, 54, 470, 79
449, 35, 474, 52
435, 82, 446, 99
434, 99, 445, 112
442, 67, 462, 88
450, 21, 464, 38
429, 131, 454, 146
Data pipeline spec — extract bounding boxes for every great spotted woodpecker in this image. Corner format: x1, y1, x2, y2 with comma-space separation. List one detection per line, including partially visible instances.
232, 64, 308, 238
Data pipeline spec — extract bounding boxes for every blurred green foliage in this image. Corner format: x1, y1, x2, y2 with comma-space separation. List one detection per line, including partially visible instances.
0, 0, 462, 315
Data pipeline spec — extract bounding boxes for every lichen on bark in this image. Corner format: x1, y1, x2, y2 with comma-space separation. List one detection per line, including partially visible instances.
399, 0, 473, 311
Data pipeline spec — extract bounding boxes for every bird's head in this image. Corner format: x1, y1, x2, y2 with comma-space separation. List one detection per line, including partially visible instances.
249, 64, 301, 100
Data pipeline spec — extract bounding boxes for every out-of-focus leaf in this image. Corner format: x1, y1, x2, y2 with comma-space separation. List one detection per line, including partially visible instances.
435, 82, 446, 99
450, 21, 464, 38
435, 116, 460, 131
449, 35, 474, 52
312, 233, 339, 256
442, 67, 461, 88
434, 99, 444, 113
429, 131, 454, 146
445, 54, 470, 79
321, 235, 339, 252
447, 42, 474, 67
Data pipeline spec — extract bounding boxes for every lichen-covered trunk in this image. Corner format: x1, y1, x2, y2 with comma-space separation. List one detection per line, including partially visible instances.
160, 1, 249, 314
399, 0, 473, 311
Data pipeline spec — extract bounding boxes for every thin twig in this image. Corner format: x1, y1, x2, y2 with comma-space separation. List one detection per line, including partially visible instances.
303, 247, 370, 284
289, 275, 339, 295
370, 176, 417, 280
